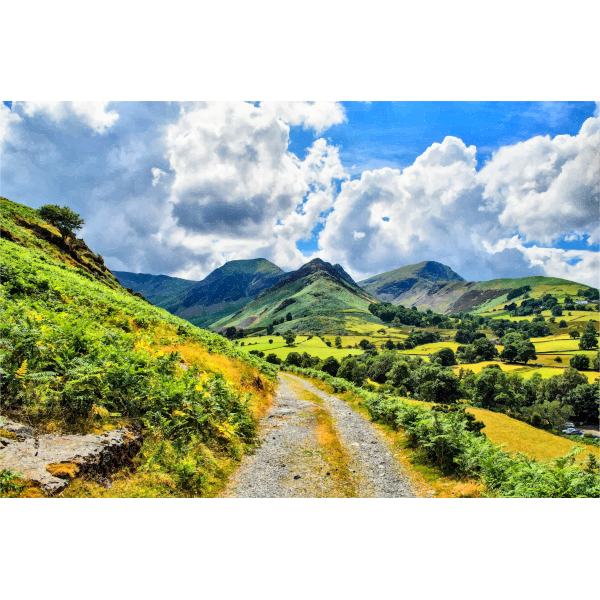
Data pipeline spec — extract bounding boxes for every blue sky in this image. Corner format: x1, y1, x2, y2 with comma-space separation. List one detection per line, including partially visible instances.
290, 101, 598, 254
1, 100, 598, 286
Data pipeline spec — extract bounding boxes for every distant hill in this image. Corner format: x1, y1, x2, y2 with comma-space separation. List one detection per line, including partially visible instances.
358, 261, 465, 306
430, 276, 594, 314
112, 271, 199, 307
212, 258, 379, 335
160, 259, 286, 328
359, 261, 593, 313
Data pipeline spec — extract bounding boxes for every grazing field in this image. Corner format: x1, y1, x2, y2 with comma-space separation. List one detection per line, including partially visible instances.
533, 339, 583, 353
239, 335, 363, 360
451, 361, 527, 374
466, 408, 599, 462
518, 366, 599, 383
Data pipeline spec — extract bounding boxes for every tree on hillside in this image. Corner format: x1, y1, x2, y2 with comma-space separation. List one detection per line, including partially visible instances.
284, 331, 296, 346
285, 312, 293, 322
321, 356, 340, 377
38, 204, 85, 243
266, 353, 282, 365
569, 354, 590, 371
558, 320, 568, 328
551, 305, 563, 317
570, 330, 580, 339
579, 321, 598, 350
266, 323, 274, 335
225, 326, 237, 339
431, 347, 457, 367
334, 336, 342, 348
268, 339, 273, 344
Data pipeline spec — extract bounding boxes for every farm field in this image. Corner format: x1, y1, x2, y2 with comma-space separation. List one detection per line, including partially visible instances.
239, 335, 364, 360
403, 341, 462, 355
533, 339, 583, 352
466, 407, 600, 462
451, 361, 526, 375
518, 366, 599, 383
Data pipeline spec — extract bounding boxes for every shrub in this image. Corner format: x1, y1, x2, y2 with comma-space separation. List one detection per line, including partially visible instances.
569, 354, 590, 371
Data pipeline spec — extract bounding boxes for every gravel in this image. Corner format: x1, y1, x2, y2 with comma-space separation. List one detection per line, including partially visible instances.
224, 374, 416, 498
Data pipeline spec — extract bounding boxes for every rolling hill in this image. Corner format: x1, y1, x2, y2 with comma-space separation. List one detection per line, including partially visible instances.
211, 258, 380, 335
359, 261, 594, 314
358, 261, 465, 306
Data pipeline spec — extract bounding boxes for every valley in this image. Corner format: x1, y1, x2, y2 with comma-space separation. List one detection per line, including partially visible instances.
1, 196, 598, 499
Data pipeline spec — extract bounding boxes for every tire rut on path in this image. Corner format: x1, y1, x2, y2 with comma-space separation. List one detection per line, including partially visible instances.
224, 374, 416, 498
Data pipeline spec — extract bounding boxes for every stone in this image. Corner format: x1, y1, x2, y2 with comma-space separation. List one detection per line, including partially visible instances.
0, 423, 142, 495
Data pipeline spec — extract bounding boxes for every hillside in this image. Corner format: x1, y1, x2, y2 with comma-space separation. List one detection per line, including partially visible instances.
212, 258, 380, 335
0, 197, 277, 498
358, 261, 465, 307
418, 276, 594, 314
156, 258, 286, 329
112, 271, 199, 307
359, 260, 594, 313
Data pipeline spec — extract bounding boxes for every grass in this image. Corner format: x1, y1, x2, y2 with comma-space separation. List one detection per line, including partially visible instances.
466, 407, 600, 462
518, 367, 599, 383
451, 361, 527, 374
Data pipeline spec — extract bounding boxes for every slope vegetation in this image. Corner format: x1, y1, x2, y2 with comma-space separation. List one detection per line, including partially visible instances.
213, 258, 379, 335
0, 198, 277, 497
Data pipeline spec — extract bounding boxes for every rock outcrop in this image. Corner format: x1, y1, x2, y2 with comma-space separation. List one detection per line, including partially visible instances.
0, 418, 142, 495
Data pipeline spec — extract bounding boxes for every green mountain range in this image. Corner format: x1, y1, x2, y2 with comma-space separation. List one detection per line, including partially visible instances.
211, 258, 379, 335
158, 258, 286, 328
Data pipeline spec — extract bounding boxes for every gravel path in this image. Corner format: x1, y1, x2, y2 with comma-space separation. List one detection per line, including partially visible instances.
224, 374, 416, 498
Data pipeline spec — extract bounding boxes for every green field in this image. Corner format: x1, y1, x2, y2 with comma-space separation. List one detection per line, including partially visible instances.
518, 367, 599, 383
239, 335, 364, 360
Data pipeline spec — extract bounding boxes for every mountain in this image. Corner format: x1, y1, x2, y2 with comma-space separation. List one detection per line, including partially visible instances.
212, 257, 379, 335
418, 275, 594, 314
358, 261, 466, 306
160, 258, 286, 328
112, 271, 199, 307
359, 261, 591, 313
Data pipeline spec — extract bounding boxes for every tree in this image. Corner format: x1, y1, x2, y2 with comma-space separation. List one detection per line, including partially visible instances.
386, 360, 412, 390
266, 353, 282, 365
473, 337, 499, 361
515, 340, 537, 364
334, 336, 342, 348
558, 320, 568, 328
500, 344, 518, 363
551, 305, 563, 317
321, 356, 340, 377
284, 332, 296, 346
285, 312, 293, 322
225, 326, 237, 339
566, 384, 599, 423
38, 204, 85, 243
266, 323, 274, 336
579, 322, 598, 350
569, 354, 590, 371
430, 347, 457, 366
337, 357, 367, 386
268, 339, 273, 344
285, 352, 302, 367
367, 352, 398, 383
569, 330, 580, 339
413, 364, 461, 404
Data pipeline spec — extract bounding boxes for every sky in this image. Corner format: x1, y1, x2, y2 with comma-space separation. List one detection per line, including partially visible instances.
1, 100, 598, 286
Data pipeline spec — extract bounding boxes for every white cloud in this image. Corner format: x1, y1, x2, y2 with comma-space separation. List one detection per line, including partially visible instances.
18, 101, 119, 133
151, 167, 167, 187
0, 102, 21, 149
477, 115, 600, 244
159, 101, 347, 277
314, 127, 600, 286
260, 101, 346, 134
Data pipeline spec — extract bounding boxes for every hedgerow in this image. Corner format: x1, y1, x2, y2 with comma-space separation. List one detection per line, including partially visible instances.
282, 366, 600, 498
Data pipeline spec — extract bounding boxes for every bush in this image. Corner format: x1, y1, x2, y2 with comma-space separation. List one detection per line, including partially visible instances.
266, 353, 282, 365
430, 347, 457, 366
569, 354, 590, 371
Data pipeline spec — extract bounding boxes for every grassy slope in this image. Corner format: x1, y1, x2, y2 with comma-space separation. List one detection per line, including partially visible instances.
1, 198, 277, 498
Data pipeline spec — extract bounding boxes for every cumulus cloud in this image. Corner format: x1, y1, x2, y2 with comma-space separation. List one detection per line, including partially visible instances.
314, 119, 600, 285
260, 101, 346, 134
0, 102, 21, 149
18, 101, 119, 133
2, 101, 597, 288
